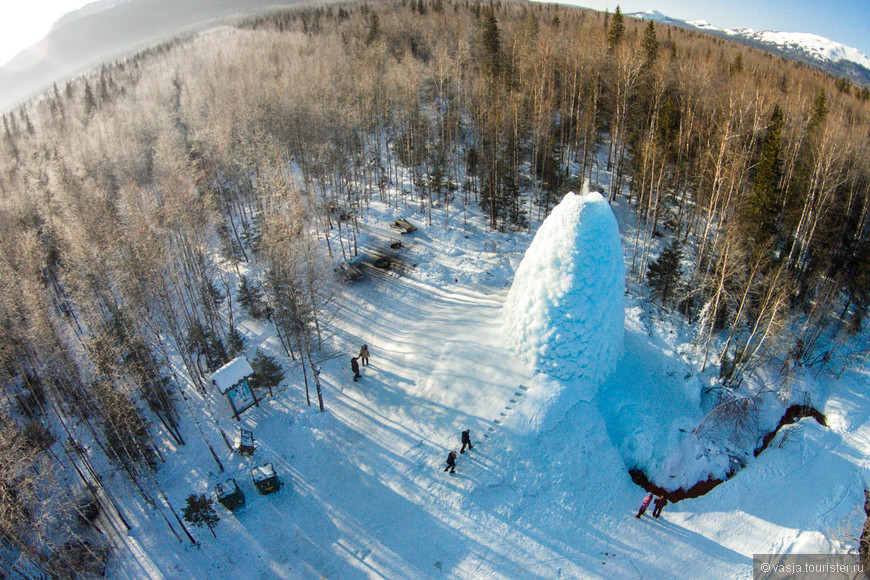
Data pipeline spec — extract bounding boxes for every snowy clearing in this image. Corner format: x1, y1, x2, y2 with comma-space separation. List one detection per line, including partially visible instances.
103, 191, 870, 579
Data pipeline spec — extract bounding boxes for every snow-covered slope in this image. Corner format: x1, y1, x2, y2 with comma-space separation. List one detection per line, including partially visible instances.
51, 0, 136, 30
100, 188, 870, 579
630, 11, 870, 85
687, 20, 870, 70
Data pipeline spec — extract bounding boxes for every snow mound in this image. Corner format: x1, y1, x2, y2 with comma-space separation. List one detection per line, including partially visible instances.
503, 190, 624, 428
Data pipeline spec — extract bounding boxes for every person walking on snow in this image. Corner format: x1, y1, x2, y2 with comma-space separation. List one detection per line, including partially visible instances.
444, 450, 457, 473
351, 356, 361, 381
359, 344, 370, 366
635, 492, 654, 518
652, 495, 668, 518
460, 430, 473, 453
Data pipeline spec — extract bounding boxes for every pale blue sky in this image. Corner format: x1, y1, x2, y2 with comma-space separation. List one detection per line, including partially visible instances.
3, 1, 869, 68
543, 0, 870, 57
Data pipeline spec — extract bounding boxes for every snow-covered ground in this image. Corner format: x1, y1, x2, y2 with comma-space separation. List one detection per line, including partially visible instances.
103, 188, 870, 579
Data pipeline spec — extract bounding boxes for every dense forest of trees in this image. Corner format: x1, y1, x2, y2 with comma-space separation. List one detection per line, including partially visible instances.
1, 0, 869, 574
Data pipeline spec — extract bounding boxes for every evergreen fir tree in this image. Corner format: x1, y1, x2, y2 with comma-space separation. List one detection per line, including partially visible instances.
51, 83, 65, 120
606, 5, 624, 50
21, 111, 34, 136
228, 326, 245, 357
647, 238, 683, 306
786, 88, 828, 255
658, 94, 680, 159
82, 81, 96, 117
366, 12, 380, 45
249, 350, 284, 396
203, 279, 225, 311
730, 54, 744, 75
641, 21, 658, 69
207, 335, 229, 370
808, 88, 827, 133
481, 3, 502, 79
237, 276, 267, 320
186, 320, 210, 363
182, 494, 219, 538
187, 321, 228, 372
748, 105, 784, 244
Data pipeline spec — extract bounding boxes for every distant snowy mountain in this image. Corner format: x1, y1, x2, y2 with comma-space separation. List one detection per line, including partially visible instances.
0, 0, 310, 113
629, 10, 870, 87
52, 0, 135, 30
629, 10, 684, 27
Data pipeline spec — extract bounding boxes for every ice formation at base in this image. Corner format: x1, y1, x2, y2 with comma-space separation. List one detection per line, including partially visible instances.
503, 190, 625, 431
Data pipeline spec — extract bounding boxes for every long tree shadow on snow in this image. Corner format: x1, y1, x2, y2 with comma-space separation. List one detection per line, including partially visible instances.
645, 516, 752, 566
272, 396, 544, 577
326, 372, 505, 479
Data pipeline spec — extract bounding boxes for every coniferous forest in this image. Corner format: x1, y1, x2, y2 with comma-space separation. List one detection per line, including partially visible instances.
1, 0, 870, 575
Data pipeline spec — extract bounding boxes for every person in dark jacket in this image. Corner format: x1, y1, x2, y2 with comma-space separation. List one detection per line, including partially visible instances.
460, 430, 473, 453
635, 492, 653, 518
359, 344, 370, 366
444, 450, 457, 473
351, 356, 361, 381
652, 495, 668, 518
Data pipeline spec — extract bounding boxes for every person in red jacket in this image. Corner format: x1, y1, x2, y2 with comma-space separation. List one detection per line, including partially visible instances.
636, 492, 654, 518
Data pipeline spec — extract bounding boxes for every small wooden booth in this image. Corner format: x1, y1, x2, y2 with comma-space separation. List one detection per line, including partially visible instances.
252, 463, 281, 495
215, 478, 245, 510
211, 356, 259, 421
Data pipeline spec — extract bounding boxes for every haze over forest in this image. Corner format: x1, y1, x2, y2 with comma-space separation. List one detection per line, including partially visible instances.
0, 0, 325, 112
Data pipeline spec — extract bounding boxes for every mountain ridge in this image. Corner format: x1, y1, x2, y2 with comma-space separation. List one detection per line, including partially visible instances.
629, 10, 870, 87
0, 0, 314, 113
51, 0, 136, 31
2, 3, 867, 114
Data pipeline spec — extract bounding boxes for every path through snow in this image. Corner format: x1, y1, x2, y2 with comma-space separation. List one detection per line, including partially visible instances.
109, 197, 870, 579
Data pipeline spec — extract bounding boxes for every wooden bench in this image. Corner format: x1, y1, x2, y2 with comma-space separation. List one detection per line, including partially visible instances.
389, 218, 417, 234
339, 261, 364, 282
238, 428, 255, 456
